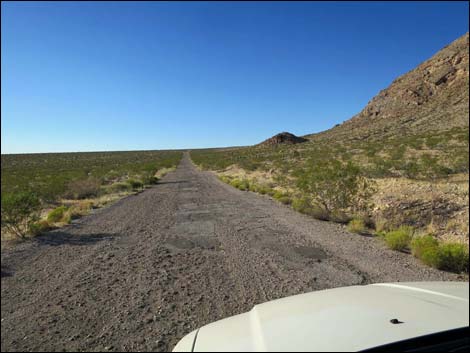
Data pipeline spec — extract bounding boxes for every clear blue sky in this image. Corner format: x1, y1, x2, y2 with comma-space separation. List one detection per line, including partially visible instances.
1, 1, 468, 153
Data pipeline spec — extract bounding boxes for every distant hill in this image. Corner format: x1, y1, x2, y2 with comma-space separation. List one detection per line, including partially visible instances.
258, 132, 308, 146
306, 33, 469, 142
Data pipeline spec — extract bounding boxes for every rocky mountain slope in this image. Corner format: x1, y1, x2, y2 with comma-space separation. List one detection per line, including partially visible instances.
308, 32, 469, 142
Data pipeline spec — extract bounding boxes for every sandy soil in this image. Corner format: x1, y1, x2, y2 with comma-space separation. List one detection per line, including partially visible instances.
1, 153, 465, 352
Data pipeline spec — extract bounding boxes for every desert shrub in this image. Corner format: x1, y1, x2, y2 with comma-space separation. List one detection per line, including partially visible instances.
347, 218, 368, 234
291, 197, 329, 220
229, 179, 241, 188
68, 201, 94, 219
419, 244, 441, 268
127, 179, 144, 190
384, 226, 414, 251
47, 206, 69, 223
390, 145, 407, 161
218, 175, 232, 184
237, 179, 250, 191
403, 160, 420, 179
106, 182, 133, 193
248, 182, 259, 192
278, 196, 292, 205
65, 178, 102, 199
142, 175, 159, 185
292, 197, 311, 213
374, 217, 391, 234
419, 154, 451, 179
296, 160, 375, 216
1, 192, 41, 239
309, 205, 331, 221
272, 190, 286, 200
29, 219, 52, 236
434, 243, 469, 273
410, 234, 439, 260
329, 210, 351, 224
247, 182, 271, 195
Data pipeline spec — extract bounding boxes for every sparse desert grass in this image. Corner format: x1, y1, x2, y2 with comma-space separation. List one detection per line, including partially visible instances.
1, 150, 182, 202
347, 218, 368, 234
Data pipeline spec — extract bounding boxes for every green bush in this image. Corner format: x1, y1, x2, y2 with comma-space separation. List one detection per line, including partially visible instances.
257, 185, 273, 195
29, 219, 52, 236
419, 245, 441, 268
347, 218, 368, 234
142, 175, 159, 185
278, 196, 292, 205
229, 179, 242, 188
47, 206, 69, 223
410, 235, 439, 259
127, 179, 144, 190
384, 226, 414, 251
296, 160, 375, 216
291, 197, 330, 220
273, 191, 291, 204
237, 179, 250, 191
229, 178, 249, 191
1, 192, 41, 239
218, 175, 232, 184
292, 197, 311, 213
434, 243, 469, 273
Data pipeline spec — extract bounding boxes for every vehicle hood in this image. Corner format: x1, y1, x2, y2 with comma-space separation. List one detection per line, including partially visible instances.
174, 282, 469, 352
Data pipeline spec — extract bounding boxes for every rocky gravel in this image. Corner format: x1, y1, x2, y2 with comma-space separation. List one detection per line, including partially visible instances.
1, 152, 465, 352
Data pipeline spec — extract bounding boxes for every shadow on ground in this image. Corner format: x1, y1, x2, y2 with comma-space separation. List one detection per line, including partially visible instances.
157, 180, 189, 185
35, 229, 119, 247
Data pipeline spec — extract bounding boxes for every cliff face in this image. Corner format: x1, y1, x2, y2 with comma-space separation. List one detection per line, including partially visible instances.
309, 33, 469, 142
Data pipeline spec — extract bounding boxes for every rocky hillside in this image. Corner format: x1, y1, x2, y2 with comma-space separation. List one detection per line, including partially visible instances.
308, 33, 469, 142
258, 132, 308, 146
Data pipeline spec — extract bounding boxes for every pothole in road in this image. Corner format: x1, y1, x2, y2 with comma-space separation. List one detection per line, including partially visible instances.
175, 210, 214, 222
171, 220, 215, 236
249, 234, 329, 262
294, 246, 328, 260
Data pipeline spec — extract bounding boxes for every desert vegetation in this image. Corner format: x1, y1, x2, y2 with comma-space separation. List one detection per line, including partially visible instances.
1, 150, 182, 240
191, 126, 469, 273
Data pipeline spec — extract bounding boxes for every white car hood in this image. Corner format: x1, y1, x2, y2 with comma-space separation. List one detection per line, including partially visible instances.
174, 282, 469, 352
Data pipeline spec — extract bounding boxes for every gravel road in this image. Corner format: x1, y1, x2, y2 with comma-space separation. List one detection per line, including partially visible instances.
1, 152, 465, 352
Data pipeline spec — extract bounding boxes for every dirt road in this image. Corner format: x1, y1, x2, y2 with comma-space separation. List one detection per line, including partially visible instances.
1, 152, 464, 352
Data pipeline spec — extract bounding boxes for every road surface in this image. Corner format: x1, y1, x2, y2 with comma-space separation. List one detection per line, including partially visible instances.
1, 152, 463, 352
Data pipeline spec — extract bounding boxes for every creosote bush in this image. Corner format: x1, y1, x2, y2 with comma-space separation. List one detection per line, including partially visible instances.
1, 191, 41, 239
295, 159, 376, 216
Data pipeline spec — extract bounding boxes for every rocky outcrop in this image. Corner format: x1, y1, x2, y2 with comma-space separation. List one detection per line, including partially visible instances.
308, 33, 469, 142
258, 132, 308, 146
